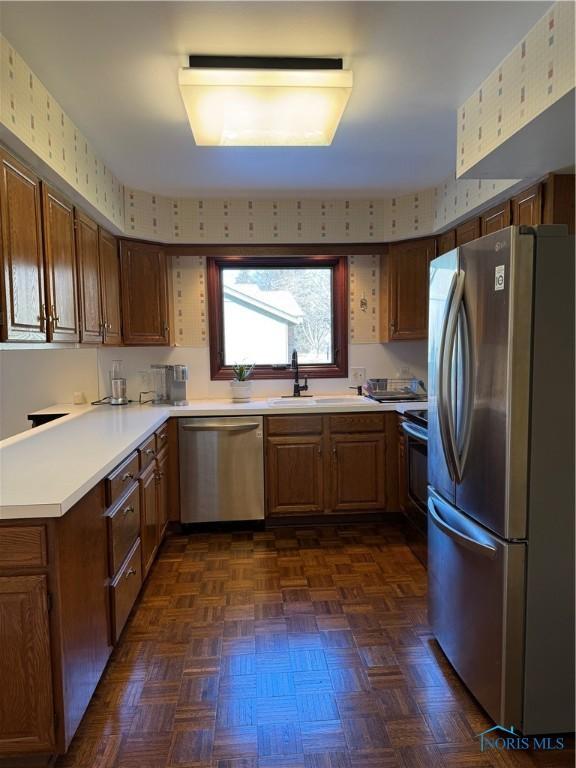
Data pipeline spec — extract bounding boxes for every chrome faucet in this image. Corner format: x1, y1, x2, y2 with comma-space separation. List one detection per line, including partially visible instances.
291, 349, 308, 397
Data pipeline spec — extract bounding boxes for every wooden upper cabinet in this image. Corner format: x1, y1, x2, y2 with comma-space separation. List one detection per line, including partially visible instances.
542, 174, 575, 233
481, 201, 511, 236
456, 217, 480, 246
75, 209, 102, 344
329, 433, 386, 512
511, 183, 542, 227
42, 184, 79, 342
0, 148, 46, 341
120, 240, 170, 345
266, 436, 324, 515
380, 237, 435, 342
0, 574, 55, 754
437, 229, 456, 256
99, 229, 122, 346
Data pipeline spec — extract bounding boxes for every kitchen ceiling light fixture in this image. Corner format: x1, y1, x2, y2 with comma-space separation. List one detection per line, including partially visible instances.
178, 55, 353, 147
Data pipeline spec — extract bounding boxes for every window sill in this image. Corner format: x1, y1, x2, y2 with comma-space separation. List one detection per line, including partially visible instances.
211, 364, 348, 381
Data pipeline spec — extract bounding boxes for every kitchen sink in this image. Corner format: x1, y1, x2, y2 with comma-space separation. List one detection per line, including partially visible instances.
267, 396, 376, 407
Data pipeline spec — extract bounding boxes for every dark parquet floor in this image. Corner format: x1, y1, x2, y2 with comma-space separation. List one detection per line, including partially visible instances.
56, 524, 575, 768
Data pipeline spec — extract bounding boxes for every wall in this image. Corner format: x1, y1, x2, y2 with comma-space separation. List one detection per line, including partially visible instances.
96, 342, 428, 405
0, 31, 524, 244
99, 252, 428, 405
457, 1, 574, 176
0, 347, 99, 438
0, 253, 428, 439
0, 35, 124, 229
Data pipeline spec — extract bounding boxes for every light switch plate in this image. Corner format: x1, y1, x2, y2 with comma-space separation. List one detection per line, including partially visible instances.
350, 367, 366, 386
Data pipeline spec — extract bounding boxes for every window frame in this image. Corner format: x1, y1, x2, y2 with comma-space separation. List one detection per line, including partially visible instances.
207, 253, 348, 380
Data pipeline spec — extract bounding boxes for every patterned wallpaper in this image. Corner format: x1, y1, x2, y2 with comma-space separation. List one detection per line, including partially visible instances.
0, 35, 125, 229
171, 253, 381, 347
457, 1, 575, 176
124, 176, 521, 245
4, 1, 573, 243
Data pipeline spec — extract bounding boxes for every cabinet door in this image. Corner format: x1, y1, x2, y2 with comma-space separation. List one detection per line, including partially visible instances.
0, 575, 54, 754
75, 209, 102, 344
381, 238, 435, 341
329, 434, 386, 512
397, 419, 409, 513
437, 229, 456, 256
139, 461, 158, 577
0, 149, 46, 341
120, 241, 170, 345
156, 447, 169, 542
267, 436, 324, 516
481, 201, 511, 236
511, 183, 542, 226
42, 184, 79, 342
99, 229, 122, 346
456, 217, 481, 246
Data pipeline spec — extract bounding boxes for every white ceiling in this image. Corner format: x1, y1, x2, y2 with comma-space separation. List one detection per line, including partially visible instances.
0, 1, 551, 198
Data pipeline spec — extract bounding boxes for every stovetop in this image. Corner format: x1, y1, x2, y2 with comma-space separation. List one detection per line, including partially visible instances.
403, 408, 428, 428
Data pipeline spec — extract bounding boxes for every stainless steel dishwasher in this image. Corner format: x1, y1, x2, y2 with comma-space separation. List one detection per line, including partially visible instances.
179, 416, 265, 523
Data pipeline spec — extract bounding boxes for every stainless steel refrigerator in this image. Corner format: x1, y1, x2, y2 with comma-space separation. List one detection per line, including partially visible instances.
427, 225, 574, 735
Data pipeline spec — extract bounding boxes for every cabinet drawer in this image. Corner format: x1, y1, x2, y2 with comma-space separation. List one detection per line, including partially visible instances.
266, 415, 323, 436
0, 525, 47, 568
155, 422, 169, 453
328, 413, 386, 434
106, 452, 139, 506
138, 434, 157, 471
108, 484, 141, 577
110, 538, 142, 643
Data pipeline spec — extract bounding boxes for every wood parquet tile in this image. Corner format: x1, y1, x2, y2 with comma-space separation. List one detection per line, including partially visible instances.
55, 524, 575, 768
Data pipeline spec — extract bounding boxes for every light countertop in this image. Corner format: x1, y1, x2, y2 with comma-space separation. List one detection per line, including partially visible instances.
1, 397, 426, 520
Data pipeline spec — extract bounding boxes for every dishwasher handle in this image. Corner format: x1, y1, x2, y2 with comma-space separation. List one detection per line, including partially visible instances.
181, 421, 261, 432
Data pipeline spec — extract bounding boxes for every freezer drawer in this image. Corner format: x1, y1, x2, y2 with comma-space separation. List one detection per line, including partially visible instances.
428, 489, 525, 728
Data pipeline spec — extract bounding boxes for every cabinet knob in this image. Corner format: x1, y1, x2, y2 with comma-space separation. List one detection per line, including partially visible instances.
145, 448, 155, 456
121, 472, 134, 481
159, 432, 167, 441
51, 304, 60, 323
126, 567, 137, 577
123, 505, 135, 516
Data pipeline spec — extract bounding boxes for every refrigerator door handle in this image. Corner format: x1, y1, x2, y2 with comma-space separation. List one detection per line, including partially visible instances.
440, 270, 465, 481
457, 300, 473, 477
428, 496, 497, 559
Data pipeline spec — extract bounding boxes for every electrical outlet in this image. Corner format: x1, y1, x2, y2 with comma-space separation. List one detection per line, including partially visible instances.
350, 367, 366, 386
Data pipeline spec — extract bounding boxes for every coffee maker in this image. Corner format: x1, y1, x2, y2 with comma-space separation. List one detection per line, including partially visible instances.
150, 364, 189, 405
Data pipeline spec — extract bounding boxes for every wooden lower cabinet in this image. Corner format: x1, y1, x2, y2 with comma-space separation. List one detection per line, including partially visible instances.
329, 433, 386, 512
267, 436, 324, 515
0, 574, 54, 755
140, 455, 159, 578
265, 414, 392, 517
156, 446, 169, 540
0, 422, 172, 763
397, 416, 409, 514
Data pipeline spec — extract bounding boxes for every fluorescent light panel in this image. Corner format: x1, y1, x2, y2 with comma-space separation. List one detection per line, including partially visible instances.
178, 58, 353, 147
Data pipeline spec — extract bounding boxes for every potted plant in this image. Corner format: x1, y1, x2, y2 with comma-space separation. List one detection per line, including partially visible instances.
230, 363, 255, 402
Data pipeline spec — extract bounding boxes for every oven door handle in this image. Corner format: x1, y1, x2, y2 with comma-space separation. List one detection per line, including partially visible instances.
401, 421, 428, 443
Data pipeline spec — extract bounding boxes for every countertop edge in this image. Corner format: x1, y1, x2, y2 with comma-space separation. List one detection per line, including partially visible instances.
1, 399, 426, 520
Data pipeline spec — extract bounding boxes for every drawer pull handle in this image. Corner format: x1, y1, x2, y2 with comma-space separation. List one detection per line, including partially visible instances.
159, 433, 167, 440
123, 505, 135, 516
121, 472, 134, 481
144, 448, 155, 456
126, 567, 137, 577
